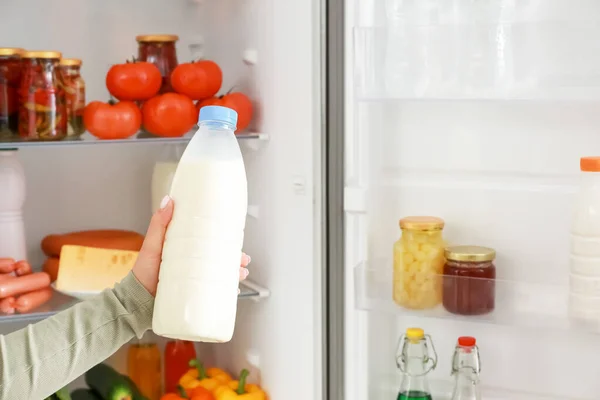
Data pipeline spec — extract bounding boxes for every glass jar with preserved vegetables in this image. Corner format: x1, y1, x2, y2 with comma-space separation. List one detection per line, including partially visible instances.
443, 245, 496, 315
393, 216, 445, 310
0, 48, 24, 139
137, 34, 179, 93
58, 58, 85, 137
19, 51, 66, 141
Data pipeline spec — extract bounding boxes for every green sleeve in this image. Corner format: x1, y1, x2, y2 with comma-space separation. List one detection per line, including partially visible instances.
0, 272, 154, 400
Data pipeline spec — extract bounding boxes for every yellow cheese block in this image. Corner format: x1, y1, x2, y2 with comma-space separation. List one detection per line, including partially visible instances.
56, 245, 139, 292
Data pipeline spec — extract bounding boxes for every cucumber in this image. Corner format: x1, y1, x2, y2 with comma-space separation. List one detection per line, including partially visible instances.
85, 363, 134, 400
121, 374, 148, 400
71, 389, 103, 400
45, 386, 71, 400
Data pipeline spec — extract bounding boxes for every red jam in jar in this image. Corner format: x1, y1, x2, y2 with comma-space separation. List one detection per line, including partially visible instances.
0, 48, 23, 138
137, 34, 179, 93
443, 245, 496, 315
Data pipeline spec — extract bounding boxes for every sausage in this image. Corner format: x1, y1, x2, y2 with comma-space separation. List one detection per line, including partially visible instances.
0, 272, 51, 299
41, 230, 144, 257
42, 257, 60, 282
15, 287, 53, 313
0, 297, 15, 314
0, 274, 15, 282
14, 260, 32, 276
0, 258, 16, 274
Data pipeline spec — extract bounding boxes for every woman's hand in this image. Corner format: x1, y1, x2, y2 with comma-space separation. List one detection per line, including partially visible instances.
132, 195, 251, 296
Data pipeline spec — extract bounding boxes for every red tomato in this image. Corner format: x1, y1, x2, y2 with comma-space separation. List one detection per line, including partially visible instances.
106, 61, 162, 101
197, 92, 253, 133
171, 60, 222, 101
83, 101, 142, 140
142, 93, 197, 137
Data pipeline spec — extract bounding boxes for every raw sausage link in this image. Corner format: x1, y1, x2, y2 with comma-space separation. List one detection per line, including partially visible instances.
15, 260, 32, 276
0, 272, 50, 299
43, 257, 60, 282
0, 297, 15, 314
0, 274, 15, 282
15, 287, 53, 313
0, 258, 16, 274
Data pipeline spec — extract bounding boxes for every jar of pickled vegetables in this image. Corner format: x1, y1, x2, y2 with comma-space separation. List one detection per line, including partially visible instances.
137, 34, 179, 93
18, 51, 66, 141
393, 216, 445, 309
58, 58, 85, 137
0, 48, 24, 139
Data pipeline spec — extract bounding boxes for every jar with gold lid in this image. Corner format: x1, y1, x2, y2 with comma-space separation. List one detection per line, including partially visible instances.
393, 216, 445, 309
137, 34, 179, 93
443, 245, 496, 315
58, 58, 85, 137
18, 51, 66, 141
0, 48, 24, 138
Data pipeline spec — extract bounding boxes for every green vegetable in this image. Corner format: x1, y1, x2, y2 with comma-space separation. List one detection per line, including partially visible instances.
121, 374, 148, 400
71, 389, 103, 400
44, 386, 72, 400
85, 363, 134, 400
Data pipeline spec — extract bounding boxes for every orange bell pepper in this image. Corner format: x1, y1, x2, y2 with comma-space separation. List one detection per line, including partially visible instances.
180, 360, 233, 393
214, 369, 266, 400
161, 385, 216, 400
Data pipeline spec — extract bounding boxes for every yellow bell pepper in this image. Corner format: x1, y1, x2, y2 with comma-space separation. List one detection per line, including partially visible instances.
179, 360, 233, 393
214, 369, 266, 400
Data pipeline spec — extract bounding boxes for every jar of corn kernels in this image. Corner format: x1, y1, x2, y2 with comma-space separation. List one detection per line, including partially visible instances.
393, 216, 445, 309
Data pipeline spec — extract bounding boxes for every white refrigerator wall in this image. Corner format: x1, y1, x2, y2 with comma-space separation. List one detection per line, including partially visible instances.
0, 1, 323, 399
347, 1, 600, 399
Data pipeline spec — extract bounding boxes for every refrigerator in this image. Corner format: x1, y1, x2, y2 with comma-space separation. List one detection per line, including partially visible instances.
1, 0, 598, 400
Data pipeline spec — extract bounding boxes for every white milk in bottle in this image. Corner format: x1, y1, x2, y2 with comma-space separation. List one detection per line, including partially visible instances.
152, 106, 247, 342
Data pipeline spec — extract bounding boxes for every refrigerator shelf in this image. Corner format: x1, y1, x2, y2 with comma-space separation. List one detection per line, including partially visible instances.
0, 131, 269, 150
0, 279, 270, 325
373, 375, 590, 400
354, 22, 600, 101
354, 262, 600, 334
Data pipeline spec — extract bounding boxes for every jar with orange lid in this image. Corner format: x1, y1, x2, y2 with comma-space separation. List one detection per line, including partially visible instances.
18, 51, 66, 141
137, 34, 179, 93
393, 216, 445, 309
0, 48, 24, 138
58, 58, 85, 137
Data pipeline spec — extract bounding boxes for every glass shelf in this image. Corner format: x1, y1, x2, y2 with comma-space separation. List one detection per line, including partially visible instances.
0, 130, 269, 149
373, 375, 589, 400
354, 262, 600, 334
0, 279, 270, 324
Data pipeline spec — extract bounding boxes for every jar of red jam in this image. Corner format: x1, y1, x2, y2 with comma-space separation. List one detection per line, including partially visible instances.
442, 245, 496, 315
19, 51, 66, 141
137, 34, 179, 93
0, 48, 24, 139
58, 58, 86, 137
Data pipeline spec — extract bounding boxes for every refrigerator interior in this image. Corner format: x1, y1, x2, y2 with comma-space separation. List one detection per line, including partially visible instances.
0, 0, 323, 399
347, 1, 600, 399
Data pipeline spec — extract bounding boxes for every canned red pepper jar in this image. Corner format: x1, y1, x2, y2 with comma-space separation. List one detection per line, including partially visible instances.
19, 51, 66, 141
0, 48, 24, 138
136, 34, 179, 94
58, 58, 86, 137
442, 245, 496, 315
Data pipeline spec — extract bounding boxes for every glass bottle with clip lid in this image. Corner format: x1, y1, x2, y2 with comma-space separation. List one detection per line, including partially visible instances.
396, 327, 437, 400
450, 336, 481, 400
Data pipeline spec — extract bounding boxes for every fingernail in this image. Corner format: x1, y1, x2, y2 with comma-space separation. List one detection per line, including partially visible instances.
247, 255, 252, 264
238, 288, 241, 294
159, 195, 171, 210
241, 268, 249, 279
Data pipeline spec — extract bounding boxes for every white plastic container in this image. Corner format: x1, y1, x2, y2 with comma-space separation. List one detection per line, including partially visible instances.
152, 106, 247, 342
570, 156, 600, 320
0, 149, 26, 261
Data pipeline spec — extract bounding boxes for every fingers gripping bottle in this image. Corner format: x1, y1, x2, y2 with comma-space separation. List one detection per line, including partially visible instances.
152, 106, 248, 342
396, 328, 437, 400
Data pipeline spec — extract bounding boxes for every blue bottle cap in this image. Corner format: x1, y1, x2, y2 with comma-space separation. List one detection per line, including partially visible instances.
198, 105, 238, 128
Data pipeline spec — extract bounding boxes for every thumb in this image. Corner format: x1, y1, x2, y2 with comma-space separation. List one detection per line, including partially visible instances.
139, 195, 174, 262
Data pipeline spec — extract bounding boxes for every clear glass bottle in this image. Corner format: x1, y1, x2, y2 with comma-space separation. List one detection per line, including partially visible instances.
450, 336, 481, 400
393, 216, 445, 309
396, 327, 437, 400
127, 332, 162, 400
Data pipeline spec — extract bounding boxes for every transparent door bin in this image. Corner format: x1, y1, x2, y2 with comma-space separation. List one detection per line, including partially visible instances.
355, 262, 600, 333
354, 20, 600, 101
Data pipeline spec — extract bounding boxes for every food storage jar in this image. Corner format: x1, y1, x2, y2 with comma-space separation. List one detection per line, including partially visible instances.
0, 48, 23, 139
443, 245, 496, 315
18, 51, 66, 141
393, 216, 445, 309
137, 34, 179, 93
58, 58, 85, 137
